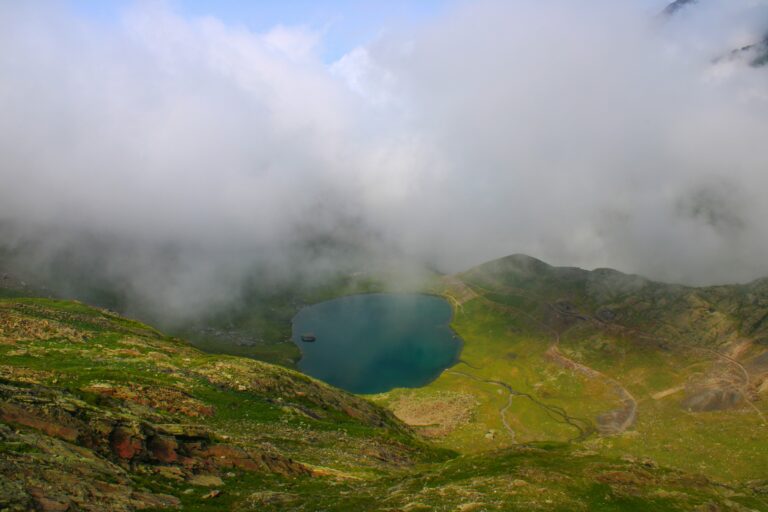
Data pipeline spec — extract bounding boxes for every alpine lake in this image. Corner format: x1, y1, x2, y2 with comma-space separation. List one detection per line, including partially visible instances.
291, 293, 463, 394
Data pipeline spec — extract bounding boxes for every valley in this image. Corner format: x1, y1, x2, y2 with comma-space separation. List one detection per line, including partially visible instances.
1, 254, 767, 510
3, 0, 768, 509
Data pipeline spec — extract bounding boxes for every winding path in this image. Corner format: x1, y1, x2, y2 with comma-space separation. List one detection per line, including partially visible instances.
545, 303, 638, 434
454, 280, 638, 435
473, 278, 764, 429
630, 325, 767, 426
447, 366, 592, 441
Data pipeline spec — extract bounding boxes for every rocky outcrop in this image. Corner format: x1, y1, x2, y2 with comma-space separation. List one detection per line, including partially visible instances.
0, 422, 181, 511
0, 297, 431, 510
0, 379, 310, 510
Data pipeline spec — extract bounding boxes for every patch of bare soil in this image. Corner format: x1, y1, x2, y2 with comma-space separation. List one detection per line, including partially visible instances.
547, 344, 636, 435
681, 386, 744, 412
651, 386, 686, 400
441, 276, 479, 309
390, 391, 478, 438
680, 358, 748, 412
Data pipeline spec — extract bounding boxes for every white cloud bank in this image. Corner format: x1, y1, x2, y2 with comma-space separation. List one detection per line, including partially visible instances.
1, 0, 768, 321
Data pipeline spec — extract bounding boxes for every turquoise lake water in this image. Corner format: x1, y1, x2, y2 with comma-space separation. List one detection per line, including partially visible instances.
291, 293, 463, 394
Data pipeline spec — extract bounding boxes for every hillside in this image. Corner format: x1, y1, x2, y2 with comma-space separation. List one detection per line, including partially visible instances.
373, 254, 767, 488
1, 296, 765, 510
0, 298, 443, 510
462, 254, 768, 349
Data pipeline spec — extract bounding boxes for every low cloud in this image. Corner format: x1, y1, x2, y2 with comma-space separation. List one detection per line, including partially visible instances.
1, 0, 768, 324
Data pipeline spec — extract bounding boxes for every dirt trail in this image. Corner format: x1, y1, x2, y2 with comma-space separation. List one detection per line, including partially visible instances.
440, 276, 478, 314
632, 327, 767, 426
574, 299, 765, 426
651, 386, 685, 400
447, 369, 516, 438
448, 366, 591, 441
545, 303, 638, 434
452, 274, 766, 431
546, 342, 638, 434
458, 280, 638, 435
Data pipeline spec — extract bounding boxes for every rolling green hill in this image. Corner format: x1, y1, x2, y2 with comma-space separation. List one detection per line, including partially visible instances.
376, 254, 768, 483
1, 254, 767, 510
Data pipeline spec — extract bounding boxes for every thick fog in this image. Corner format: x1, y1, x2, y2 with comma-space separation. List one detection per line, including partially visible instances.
1, 1, 768, 323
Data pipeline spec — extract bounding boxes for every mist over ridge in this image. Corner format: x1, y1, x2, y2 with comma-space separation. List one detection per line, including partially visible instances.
2, 0, 768, 324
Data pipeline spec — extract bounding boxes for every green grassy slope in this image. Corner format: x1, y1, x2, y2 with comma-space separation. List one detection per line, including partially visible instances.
1, 297, 762, 511
173, 272, 388, 367
375, 254, 767, 487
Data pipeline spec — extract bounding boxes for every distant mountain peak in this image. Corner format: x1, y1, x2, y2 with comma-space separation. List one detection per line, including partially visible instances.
662, 0, 697, 17
714, 36, 768, 68
502, 253, 551, 268
660, 0, 768, 69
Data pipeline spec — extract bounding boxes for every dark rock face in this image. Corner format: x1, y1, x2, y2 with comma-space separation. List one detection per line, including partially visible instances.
715, 37, 768, 68
659, 0, 768, 69
747, 36, 768, 67
662, 0, 697, 17
0, 422, 182, 512
147, 434, 179, 463
110, 425, 143, 460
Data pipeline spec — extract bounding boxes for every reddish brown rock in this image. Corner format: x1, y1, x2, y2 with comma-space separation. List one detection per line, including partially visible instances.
0, 402, 79, 442
28, 486, 72, 512
33, 497, 70, 512
110, 426, 143, 460
147, 435, 178, 463
177, 455, 198, 468
199, 444, 260, 471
